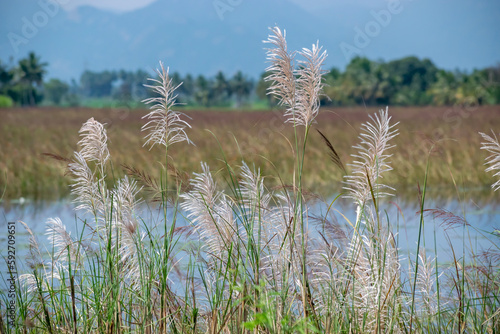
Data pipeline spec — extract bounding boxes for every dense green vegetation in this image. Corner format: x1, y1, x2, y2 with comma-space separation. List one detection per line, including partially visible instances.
324, 56, 500, 107
1, 53, 499, 109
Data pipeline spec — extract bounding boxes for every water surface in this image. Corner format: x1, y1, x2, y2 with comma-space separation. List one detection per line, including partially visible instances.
1, 191, 499, 272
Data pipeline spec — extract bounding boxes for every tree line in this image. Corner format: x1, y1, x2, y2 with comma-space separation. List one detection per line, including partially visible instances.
318, 56, 500, 107
1, 52, 499, 108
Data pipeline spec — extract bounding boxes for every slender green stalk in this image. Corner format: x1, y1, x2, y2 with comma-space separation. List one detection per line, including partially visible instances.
410, 156, 430, 332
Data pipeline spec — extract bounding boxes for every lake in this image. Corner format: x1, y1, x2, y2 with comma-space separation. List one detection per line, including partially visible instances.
1, 189, 499, 275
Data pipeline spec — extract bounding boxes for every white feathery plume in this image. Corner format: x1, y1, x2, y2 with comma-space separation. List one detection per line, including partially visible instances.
239, 162, 281, 280
255, 189, 293, 290
291, 42, 327, 127
343, 107, 399, 209
181, 163, 240, 261
19, 222, 78, 294
479, 131, 500, 191
345, 230, 401, 332
261, 191, 313, 295
68, 152, 108, 219
45, 217, 80, 264
113, 176, 142, 238
111, 176, 144, 280
78, 117, 110, 168
19, 221, 66, 293
308, 218, 349, 311
264, 26, 296, 109
19, 221, 45, 271
19, 262, 64, 294
142, 61, 192, 148
335, 107, 402, 327
415, 249, 440, 315
70, 118, 110, 221
238, 162, 272, 225
265, 26, 327, 127
18, 273, 40, 293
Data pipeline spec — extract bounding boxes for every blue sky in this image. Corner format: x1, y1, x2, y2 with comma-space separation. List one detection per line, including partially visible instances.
1, 0, 499, 80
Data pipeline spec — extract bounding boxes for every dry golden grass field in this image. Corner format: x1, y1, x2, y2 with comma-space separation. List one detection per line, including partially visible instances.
1, 105, 499, 201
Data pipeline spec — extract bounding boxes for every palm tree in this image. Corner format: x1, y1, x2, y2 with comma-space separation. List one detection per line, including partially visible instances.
194, 74, 213, 107
0, 60, 14, 94
230, 71, 252, 108
213, 71, 230, 105
18, 52, 47, 105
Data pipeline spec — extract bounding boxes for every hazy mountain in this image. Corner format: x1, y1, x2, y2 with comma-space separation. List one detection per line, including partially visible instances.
1, 0, 499, 81
0, 0, 342, 80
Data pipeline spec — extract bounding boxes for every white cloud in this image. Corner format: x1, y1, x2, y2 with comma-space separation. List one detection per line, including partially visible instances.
61, 0, 159, 13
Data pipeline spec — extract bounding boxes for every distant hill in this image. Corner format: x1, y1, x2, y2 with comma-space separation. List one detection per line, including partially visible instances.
1, 0, 499, 81
0, 0, 342, 80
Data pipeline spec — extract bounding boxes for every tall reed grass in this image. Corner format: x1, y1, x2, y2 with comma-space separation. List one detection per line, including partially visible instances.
1, 27, 499, 333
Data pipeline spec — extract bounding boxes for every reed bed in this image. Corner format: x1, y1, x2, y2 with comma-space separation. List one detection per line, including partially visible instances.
1, 106, 500, 202
1, 27, 499, 333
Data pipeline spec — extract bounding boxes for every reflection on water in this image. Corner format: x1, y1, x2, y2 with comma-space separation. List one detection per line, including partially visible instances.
1, 190, 499, 270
